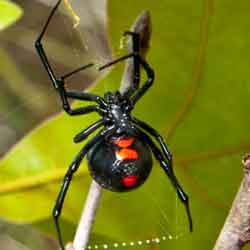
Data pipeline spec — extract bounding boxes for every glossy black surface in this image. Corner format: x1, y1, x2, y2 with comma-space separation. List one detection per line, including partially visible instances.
87, 132, 152, 192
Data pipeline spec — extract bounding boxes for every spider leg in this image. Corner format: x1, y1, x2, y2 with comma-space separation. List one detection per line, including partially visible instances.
35, 0, 94, 88
137, 128, 193, 232
53, 125, 115, 250
99, 32, 141, 95
66, 91, 106, 107
73, 119, 105, 143
123, 31, 140, 89
35, 0, 62, 88
62, 105, 104, 116
130, 57, 155, 105
56, 81, 106, 116
132, 117, 172, 162
99, 53, 135, 71
35, 0, 106, 115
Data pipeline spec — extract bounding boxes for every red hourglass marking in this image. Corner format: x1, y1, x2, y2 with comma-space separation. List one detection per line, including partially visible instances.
122, 175, 138, 187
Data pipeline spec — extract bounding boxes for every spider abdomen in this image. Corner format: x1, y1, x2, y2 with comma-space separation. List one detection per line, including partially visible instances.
87, 132, 152, 192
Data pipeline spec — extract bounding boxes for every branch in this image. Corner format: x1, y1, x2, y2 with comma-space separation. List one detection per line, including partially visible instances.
66, 181, 102, 250
66, 11, 152, 250
214, 154, 250, 250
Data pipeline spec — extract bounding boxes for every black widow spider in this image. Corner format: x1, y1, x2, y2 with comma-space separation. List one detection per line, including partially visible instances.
35, 0, 193, 249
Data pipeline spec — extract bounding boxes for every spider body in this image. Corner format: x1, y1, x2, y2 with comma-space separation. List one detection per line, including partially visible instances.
87, 129, 153, 192
84, 91, 153, 192
35, 1, 193, 249
83, 91, 152, 192
103, 91, 133, 130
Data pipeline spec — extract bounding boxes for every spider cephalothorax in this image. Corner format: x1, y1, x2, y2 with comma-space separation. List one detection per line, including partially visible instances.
103, 91, 134, 127
35, 1, 193, 249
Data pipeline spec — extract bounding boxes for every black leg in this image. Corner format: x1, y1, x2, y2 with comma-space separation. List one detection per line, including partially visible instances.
98, 53, 135, 71
52, 125, 115, 250
73, 119, 104, 143
63, 105, 103, 116
137, 129, 193, 232
35, 0, 62, 87
53, 79, 106, 116
98, 32, 154, 102
66, 91, 106, 107
130, 57, 154, 105
123, 31, 141, 89
99, 31, 140, 73
132, 117, 172, 162
99, 31, 141, 97
55, 82, 106, 116
61, 63, 94, 80
35, 0, 95, 88
35, 0, 106, 116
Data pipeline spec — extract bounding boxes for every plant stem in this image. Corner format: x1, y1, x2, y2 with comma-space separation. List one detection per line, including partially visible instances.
68, 181, 102, 250
214, 154, 250, 250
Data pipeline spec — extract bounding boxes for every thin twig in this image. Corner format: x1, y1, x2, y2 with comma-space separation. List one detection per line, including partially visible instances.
66, 181, 102, 250
66, 10, 152, 250
214, 154, 250, 250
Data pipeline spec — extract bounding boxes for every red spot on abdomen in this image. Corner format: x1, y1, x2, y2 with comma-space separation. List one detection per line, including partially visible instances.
116, 148, 138, 160
123, 175, 138, 188
113, 137, 134, 148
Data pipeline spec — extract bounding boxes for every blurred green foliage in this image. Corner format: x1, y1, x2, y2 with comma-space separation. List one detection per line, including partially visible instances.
0, 0, 22, 31
1, 0, 250, 249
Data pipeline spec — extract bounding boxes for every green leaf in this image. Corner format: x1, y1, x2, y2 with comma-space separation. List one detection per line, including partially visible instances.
1, 0, 250, 249
0, 0, 22, 31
